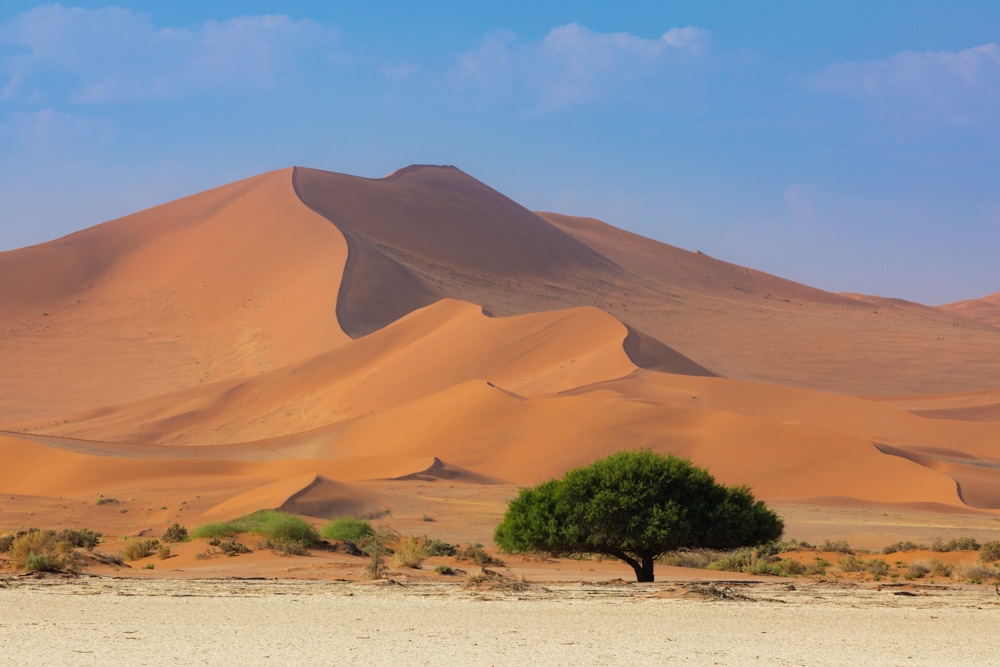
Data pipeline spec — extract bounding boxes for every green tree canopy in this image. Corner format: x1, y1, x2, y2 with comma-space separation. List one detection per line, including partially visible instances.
494, 450, 783, 582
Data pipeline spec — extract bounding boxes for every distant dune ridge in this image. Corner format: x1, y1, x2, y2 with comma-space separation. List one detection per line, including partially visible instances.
2, 164, 1000, 519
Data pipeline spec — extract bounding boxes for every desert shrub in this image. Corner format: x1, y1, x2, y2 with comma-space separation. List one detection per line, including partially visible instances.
456, 543, 501, 567
423, 538, 457, 557
162, 523, 189, 543
463, 569, 528, 592
157, 545, 171, 560
0, 533, 15, 552
191, 520, 242, 540
820, 540, 852, 554
10, 530, 68, 572
24, 553, 55, 573
422, 515, 434, 522
435, 565, 456, 575
838, 555, 865, 573
55, 528, 102, 550
707, 543, 793, 575
320, 517, 373, 543
881, 541, 925, 554
979, 541, 1000, 563
904, 562, 930, 580
258, 539, 309, 556
660, 551, 714, 569
393, 536, 427, 568
96, 496, 118, 505
954, 562, 997, 584
865, 558, 890, 577
928, 558, 953, 578
360, 524, 399, 580
804, 558, 830, 576
193, 511, 317, 548
208, 537, 251, 556
932, 537, 979, 552
121, 539, 159, 561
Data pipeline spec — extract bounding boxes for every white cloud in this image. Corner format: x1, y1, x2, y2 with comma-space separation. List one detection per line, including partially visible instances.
454, 23, 712, 111
0, 5, 337, 103
811, 43, 1000, 128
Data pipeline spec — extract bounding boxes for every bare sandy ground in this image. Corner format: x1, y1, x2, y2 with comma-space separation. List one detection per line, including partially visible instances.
2, 576, 999, 666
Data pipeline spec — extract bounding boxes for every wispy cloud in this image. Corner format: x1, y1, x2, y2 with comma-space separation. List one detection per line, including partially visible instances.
454, 23, 713, 111
811, 43, 1000, 129
0, 5, 338, 103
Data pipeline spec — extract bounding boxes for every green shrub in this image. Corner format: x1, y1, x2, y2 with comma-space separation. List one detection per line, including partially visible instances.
360, 524, 399, 580
320, 517, 373, 543
979, 541, 1000, 563
24, 553, 54, 573
193, 511, 317, 548
865, 558, 890, 577
434, 564, 456, 575
162, 523, 189, 543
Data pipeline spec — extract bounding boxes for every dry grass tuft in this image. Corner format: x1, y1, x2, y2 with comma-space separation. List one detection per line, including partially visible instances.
393, 536, 427, 569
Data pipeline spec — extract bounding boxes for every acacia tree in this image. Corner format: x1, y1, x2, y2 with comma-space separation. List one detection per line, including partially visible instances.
494, 450, 783, 582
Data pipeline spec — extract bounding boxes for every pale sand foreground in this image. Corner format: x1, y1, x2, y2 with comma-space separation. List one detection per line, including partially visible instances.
2, 577, 999, 666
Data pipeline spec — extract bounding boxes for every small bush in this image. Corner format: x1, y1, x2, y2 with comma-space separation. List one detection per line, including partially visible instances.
393, 536, 427, 568
320, 517, 373, 543
157, 545, 171, 560
905, 562, 930, 580
96, 497, 118, 505
24, 553, 55, 573
660, 551, 713, 569
820, 540, 852, 553
954, 562, 997, 583
979, 541, 1000, 563
865, 558, 890, 577
193, 511, 317, 548
455, 544, 501, 567
0, 533, 15, 552
423, 538, 457, 557
435, 565, 456, 575
422, 515, 434, 522
360, 524, 399, 580
463, 569, 528, 592
258, 539, 309, 556
208, 537, 251, 556
928, 558, 953, 578
56, 528, 102, 550
838, 555, 865, 573
10, 530, 61, 571
121, 539, 159, 562
881, 541, 925, 554
162, 523, 188, 543
932, 537, 980, 552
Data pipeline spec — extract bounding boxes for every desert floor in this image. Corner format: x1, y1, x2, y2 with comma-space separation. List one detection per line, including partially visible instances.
2, 576, 999, 666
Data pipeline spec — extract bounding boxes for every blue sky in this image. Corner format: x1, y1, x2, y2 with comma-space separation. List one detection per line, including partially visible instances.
1, 2, 998, 304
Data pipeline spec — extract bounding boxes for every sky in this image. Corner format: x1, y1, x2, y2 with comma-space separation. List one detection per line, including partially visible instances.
1, 2, 999, 305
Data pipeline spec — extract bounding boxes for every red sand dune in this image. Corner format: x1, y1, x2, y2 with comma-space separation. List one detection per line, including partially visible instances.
2, 164, 1000, 534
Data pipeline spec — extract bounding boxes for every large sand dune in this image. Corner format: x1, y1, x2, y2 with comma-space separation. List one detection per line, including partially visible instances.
2, 164, 1000, 537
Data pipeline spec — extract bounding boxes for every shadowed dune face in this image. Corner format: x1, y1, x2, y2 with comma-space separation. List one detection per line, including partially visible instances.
292, 166, 623, 338
2, 163, 1000, 532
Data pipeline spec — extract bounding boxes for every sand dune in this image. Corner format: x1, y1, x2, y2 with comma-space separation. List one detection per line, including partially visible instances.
2, 163, 1000, 540
940, 291, 1000, 329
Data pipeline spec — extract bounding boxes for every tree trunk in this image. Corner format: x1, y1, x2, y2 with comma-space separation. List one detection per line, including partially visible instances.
638, 555, 655, 582
614, 551, 656, 582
